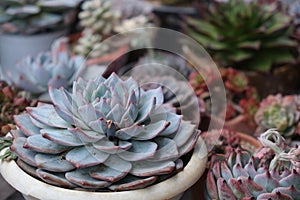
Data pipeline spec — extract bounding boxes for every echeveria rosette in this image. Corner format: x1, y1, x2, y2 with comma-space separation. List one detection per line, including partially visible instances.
255, 94, 300, 139
8, 37, 85, 95
10, 73, 200, 191
206, 129, 300, 200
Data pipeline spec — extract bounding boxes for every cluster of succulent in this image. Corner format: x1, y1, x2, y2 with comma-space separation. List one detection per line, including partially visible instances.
127, 52, 199, 124
255, 94, 300, 141
0, 81, 36, 137
0, 0, 82, 34
206, 129, 300, 199
183, 0, 297, 71
8, 73, 200, 191
74, 0, 120, 58
6, 37, 85, 96
189, 68, 260, 126
0, 80, 37, 160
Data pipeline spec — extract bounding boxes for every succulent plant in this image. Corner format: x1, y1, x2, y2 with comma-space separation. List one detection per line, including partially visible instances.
206, 129, 300, 200
183, 0, 297, 71
189, 68, 260, 126
0, 80, 37, 160
126, 52, 199, 124
255, 94, 300, 140
78, 0, 119, 35
74, 31, 110, 59
0, 0, 82, 34
74, 0, 120, 58
0, 81, 36, 137
9, 73, 200, 191
7, 37, 85, 95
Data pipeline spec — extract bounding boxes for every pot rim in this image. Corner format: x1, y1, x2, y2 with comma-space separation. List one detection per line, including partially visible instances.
0, 136, 207, 200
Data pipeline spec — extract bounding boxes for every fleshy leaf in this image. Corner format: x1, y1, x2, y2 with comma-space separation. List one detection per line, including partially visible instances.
66, 168, 111, 189
14, 114, 41, 136
66, 146, 109, 168
24, 135, 69, 154
118, 141, 157, 161
35, 153, 75, 172
41, 129, 84, 146
37, 169, 76, 188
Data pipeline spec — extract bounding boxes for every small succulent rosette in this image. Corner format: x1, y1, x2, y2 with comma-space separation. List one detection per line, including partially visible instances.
7, 37, 85, 97
255, 94, 300, 141
10, 73, 200, 191
189, 68, 260, 127
206, 129, 300, 200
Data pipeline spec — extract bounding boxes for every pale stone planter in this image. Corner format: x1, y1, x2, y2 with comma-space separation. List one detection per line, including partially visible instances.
0, 30, 66, 80
0, 137, 207, 200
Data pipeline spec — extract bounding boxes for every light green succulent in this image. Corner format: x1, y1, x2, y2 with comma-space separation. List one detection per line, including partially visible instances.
78, 0, 119, 35
75, 0, 120, 58
255, 94, 300, 139
10, 73, 200, 191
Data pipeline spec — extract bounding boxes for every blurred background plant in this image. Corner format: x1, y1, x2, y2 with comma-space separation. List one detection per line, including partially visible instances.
0, 80, 36, 137
74, 0, 154, 59
0, 0, 82, 35
183, 0, 298, 71
255, 94, 300, 143
6, 37, 85, 97
189, 67, 260, 132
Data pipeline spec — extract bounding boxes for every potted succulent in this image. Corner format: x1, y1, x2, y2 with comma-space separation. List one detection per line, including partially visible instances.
4, 37, 86, 101
255, 94, 300, 144
189, 67, 260, 134
205, 129, 300, 199
183, 0, 300, 97
0, 0, 82, 76
0, 73, 207, 200
73, 0, 154, 66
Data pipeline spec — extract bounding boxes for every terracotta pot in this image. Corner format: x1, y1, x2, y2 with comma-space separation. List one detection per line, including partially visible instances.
0, 136, 207, 200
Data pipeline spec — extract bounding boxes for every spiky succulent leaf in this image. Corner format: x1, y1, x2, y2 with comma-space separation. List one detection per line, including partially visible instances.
184, 0, 297, 71
11, 73, 200, 191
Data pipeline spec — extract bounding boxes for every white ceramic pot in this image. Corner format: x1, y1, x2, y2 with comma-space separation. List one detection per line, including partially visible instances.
0, 137, 207, 200
0, 30, 66, 79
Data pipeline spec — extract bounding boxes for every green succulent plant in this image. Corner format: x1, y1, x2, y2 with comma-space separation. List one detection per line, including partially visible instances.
206, 129, 300, 200
0, 0, 82, 34
183, 0, 298, 71
9, 73, 200, 191
74, 0, 120, 58
255, 94, 300, 140
6, 37, 85, 95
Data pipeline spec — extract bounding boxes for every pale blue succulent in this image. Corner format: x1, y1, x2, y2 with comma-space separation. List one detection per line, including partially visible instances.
7, 37, 85, 95
11, 73, 200, 191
